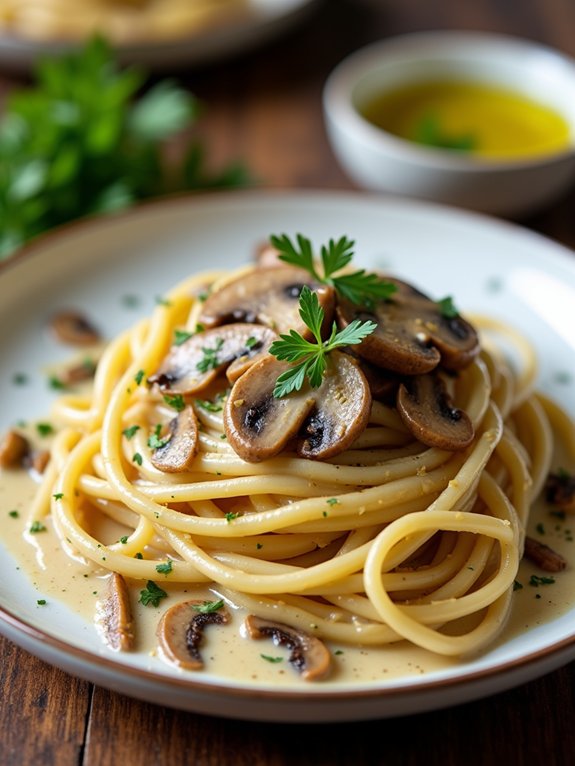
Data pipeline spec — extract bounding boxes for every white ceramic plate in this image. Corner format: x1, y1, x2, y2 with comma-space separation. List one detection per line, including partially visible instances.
1, 190, 574, 723
0, 0, 318, 72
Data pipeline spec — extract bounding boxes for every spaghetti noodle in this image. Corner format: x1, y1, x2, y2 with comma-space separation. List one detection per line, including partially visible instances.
25, 257, 571, 665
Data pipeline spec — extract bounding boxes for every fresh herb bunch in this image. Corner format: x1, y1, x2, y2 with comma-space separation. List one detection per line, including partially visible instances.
0, 36, 250, 259
270, 233, 397, 307
269, 286, 377, 398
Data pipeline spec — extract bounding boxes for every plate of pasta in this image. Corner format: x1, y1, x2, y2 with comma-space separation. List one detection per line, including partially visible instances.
0, 190, 574, 723
0, 0, 318, 70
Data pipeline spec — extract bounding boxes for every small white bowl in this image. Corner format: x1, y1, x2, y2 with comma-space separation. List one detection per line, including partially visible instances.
323, 31, 575, 217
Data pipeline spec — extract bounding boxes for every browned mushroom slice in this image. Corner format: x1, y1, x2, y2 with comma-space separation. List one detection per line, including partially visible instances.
157, 600, 231, 670
545, 470, 575, 512
244, 614, 331, 681
224, 351, 371, 462
97, 573, 135, 652
254, 241, 283, 268
198, 266, 335, 337
149, 406, 198, 473
149, 324, 276, 396
523, 536, 567, 573
50, 310, 101, 346
336, 279, 479, 375
396, 372, 474, 451
0, 429, 30, 468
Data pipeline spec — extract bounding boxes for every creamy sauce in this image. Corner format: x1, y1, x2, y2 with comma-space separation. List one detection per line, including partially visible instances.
361, 81, 572, 159
2, 464, 575, 688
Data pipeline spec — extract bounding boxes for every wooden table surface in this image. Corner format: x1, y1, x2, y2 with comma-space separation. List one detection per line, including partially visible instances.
2, 1, 575, 764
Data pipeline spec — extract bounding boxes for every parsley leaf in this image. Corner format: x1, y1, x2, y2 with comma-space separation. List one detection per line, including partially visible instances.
191, 599, 224, 613
138, 580, 168, 607
0, 36, 251, 261
269, 286, 377, 398
414, 112, 477, 152
436, 296, 459, 319
271, 233, 396, 307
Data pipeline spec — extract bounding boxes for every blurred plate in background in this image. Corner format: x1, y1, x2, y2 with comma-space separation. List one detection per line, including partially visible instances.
0, 0, 319, 72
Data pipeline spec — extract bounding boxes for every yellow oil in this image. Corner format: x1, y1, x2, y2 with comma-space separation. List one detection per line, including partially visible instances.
361, 80, 571, 159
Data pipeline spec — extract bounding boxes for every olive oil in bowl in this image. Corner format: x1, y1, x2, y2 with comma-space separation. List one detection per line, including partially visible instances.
361, 80, 571, 159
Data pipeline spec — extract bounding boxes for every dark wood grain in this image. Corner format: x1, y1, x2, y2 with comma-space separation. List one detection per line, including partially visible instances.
2, 0, 575, 764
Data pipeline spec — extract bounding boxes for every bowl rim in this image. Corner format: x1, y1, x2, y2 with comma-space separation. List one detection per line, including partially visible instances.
323, 29, 575, 173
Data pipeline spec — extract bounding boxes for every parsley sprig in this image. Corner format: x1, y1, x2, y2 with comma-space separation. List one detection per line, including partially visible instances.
270, 233, 397, 307
269, 286, 376, 398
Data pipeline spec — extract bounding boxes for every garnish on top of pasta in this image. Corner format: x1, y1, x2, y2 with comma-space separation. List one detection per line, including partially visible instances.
2, 233, 574, 681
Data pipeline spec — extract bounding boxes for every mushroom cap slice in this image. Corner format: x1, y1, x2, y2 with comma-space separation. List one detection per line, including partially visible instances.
396, 372, 474, 451
148, 324, 276, 396
198, 266, 335, 337
224, 351, 372, 462
336, 279, 479, 375
96, 573, 135, 652
244, 614, 331, 681
149, 406, 199, 473
50, 310, 101, 346
157, 600, 231, 670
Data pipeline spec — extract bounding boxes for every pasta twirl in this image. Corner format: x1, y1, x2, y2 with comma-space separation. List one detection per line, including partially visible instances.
29, 263, 569, 661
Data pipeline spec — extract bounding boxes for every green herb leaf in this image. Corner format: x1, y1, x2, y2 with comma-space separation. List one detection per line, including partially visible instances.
138, 580, 168, 607
191, 599, 224, 613
414, 113, 477, 152
436, 296, 459, 319
0, 36, 251, 262
269, 286, 377, 398
155, 560, 173, 575
122, 424, 140, 440
162, 393, 185, 412
271, 233, 396, 307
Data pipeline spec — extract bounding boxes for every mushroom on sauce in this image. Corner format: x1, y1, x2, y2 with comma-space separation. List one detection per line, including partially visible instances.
244, 614, 331, 681
50, 310, 101, 346
97, 573, 135, 652
157, 600, 231, 670
336, 278, 479, 375
224, 350, 372, 462
198, 266, 335, 338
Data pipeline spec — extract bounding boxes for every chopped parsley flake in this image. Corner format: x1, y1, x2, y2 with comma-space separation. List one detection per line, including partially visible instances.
225, 512, 240, 523
8, 510, 19, 518
326, 498, 339, 506
36, 422, 54, 437
132, 452, 143, 466
29, 520, 47, 533
191, 599, 224, 613
122, 425, 140, 440
148, 424, 170, 450
261, 654, 283, 664
155, 560, 173, 575
195, 398, 223, 413
37, 599, 47, 606
436, 296, 459, 318
48, 376, 66, 390
163, 393, 185, 412
53, 493, 63, 500
138, 580, 167, 607
119, 536, 128, 544
529, 575, 556, 587
12, 372, 28, 385
134, 369, 145, 385
196, 338, 224, 374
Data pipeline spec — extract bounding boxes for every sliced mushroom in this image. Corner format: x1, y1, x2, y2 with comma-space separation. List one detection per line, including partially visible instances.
336, 279, 479, 375
396, 372, 474, 451
523, 536, 567, 573
198, 266, 335, 338
148, 324, 276, 396
244, 614, 331, 681
224, 351, 371, 462
0, 429, 30, 468
50, 310, 101, 346
149, 406, 198, 473
254, 241, 283, 268
59, 357, 97, 385
97, 573, 135, 652
157, 600, 231, 670
545, 470, 575, 512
